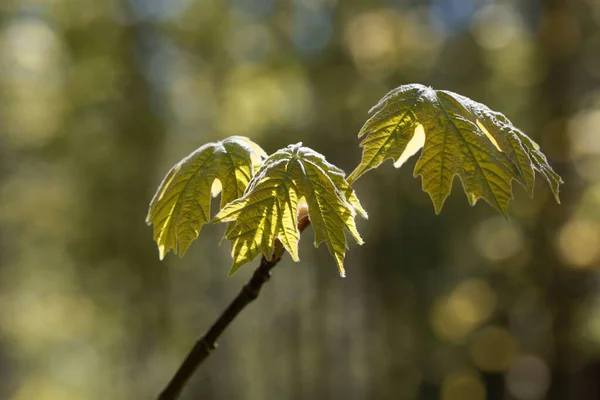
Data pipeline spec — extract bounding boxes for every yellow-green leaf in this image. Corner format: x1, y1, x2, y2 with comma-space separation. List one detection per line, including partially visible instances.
214, 143, 366, 277
146, 136, 267, 259
348, 84, 563, 215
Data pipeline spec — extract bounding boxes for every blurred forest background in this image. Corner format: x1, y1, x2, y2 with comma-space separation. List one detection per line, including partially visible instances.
0, 0, 599, 399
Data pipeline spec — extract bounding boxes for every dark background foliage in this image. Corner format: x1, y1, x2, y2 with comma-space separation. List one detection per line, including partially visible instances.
1, 0, 598, 399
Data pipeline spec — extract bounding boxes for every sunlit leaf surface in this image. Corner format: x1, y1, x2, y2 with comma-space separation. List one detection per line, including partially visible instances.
214, 143, 367, 276
348, 84, 563, 215
146, 136, 267, 259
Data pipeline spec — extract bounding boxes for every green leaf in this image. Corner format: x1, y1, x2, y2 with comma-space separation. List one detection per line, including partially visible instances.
348, 84, 563, 215
214, 143, 367, 277
146, 136, 267, 259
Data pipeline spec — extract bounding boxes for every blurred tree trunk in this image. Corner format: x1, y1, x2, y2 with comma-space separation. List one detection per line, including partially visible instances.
0, 127, 7, 398
535, 0, 587, 399
65, 8, 169, 398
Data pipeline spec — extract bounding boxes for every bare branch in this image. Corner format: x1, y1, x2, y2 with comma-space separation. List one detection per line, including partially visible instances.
157, 213, 311, 400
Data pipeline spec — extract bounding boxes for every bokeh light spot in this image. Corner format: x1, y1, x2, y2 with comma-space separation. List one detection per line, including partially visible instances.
471, 4, 523, 50
569, 109, 600, 158
441, 369, 486, 400
431, 279, 496, 342
556, 218, 600, 268
344, 10, 397, 79
219, 66, 313, 135
506, 355, 551, 400
1, 18, 61, 72
474, 216, 524, 262
344, 9, 444, 80
469, 326, 517, 372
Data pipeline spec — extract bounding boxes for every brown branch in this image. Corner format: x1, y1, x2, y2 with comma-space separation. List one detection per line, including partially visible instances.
157, 214, 311, 400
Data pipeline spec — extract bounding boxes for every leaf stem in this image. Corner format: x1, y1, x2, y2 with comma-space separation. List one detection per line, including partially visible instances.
157, 214, 311, 400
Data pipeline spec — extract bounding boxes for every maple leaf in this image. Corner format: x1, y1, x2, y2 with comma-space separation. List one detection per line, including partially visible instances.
213, 143, 367, 277
348, 84, 563, 215
146, 136, 267, 259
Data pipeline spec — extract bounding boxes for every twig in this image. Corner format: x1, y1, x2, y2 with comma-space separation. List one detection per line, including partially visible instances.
157, 213, 311, 400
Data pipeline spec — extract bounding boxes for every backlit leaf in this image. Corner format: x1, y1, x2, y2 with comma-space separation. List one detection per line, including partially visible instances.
348, 84, 563, 215
146, 136, 267, 259
214, 143, 366, 277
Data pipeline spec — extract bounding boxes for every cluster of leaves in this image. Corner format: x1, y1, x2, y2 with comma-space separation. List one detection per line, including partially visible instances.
146, 136, 266, 260
213, 143, 366, 277
147, 84, 563, 276
348, 84, 562, 215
